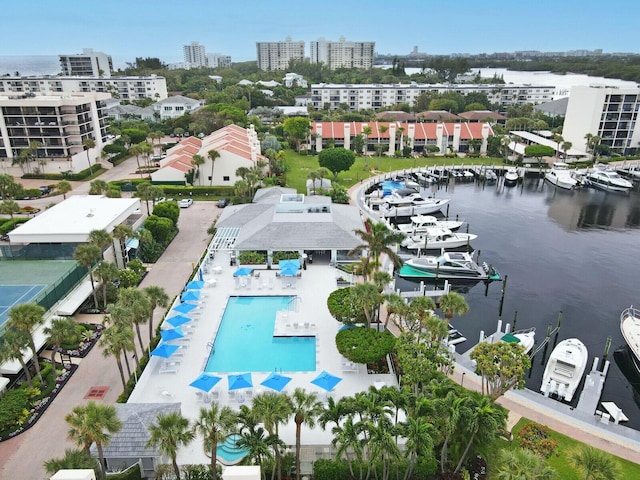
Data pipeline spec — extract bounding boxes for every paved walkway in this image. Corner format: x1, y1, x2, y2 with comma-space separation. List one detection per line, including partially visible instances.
0, 159, 220, 479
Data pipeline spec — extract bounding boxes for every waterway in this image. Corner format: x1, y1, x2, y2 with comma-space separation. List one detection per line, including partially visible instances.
394, 177, 640, 429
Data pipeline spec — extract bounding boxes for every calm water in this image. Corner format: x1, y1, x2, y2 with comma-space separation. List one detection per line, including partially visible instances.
396, 178, 640, 428
205, 296, 316, 373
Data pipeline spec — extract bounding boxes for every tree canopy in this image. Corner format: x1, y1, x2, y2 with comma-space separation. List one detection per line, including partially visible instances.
318, 148, 355, 180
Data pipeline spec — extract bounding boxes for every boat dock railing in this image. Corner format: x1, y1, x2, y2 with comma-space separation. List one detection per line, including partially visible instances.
398, 280, 450, 300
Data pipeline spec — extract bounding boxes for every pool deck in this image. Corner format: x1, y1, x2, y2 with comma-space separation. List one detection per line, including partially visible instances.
127, 253, 397, 467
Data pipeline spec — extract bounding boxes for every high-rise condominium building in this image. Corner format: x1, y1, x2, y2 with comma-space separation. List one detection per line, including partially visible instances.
310, 37, 375, 70
183, 42, 207, 68
207, 53, 232, 69
256, 37, 305, 71
59, 48, 114, 77
562, 85, 640, 156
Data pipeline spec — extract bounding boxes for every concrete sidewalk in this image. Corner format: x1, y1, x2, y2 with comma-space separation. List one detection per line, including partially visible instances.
0, 197, 219, 479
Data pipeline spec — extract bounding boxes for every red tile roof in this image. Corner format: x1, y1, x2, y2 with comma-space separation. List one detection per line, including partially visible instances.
458, 110, 507, 121
311, 121, 493, 140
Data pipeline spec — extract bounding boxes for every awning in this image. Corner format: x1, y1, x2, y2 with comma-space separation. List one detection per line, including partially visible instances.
56, 279, 94, 316
126, 238, 140, 250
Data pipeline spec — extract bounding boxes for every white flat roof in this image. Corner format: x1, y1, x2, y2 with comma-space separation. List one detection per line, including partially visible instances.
9, 196, 140, 244
510, 130, 587, 157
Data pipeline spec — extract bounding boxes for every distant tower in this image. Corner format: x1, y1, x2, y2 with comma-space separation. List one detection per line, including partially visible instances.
59, 48, 114, 77
183, 42, 207, 68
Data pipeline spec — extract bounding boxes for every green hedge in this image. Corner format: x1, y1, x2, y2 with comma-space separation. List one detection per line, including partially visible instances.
327, 287, 364, 324
22, 166, 103, 181
0, 218, 29, 236
313, 458, 437, 480
106, 463, 142, 480
160, 185, 236, 197
335, 327, 396, 364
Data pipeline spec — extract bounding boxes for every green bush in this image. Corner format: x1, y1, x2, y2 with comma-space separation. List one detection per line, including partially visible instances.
127, 259, 147, 277
517, 422, 558, 458
238, 251, 267, 265
271, 251, 300, 262
327, 287, 362, 324
105, 462, 142, 480
335, 327, 396, 364
118, 268, 142, 288
0, 218, 29, 235
152, 201, 180, 227
313, 459, 352, 480
0, 388, 32, 435
313, 458, 437, 480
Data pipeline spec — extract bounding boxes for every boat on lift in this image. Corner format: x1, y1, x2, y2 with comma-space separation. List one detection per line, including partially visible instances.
620, 306, 640, 374
395, 215, 465, 234
540, 338, 588, 402
501, 328, 536, 354
545, 162, 579, 190
504, 167, 519, 185
399, 251, 499, 281
584, 166, 633, 193
400, 228, 477, 251
380, 192, 450, 217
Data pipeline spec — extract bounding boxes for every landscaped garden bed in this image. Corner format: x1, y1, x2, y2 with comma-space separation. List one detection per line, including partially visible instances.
56, 323, 103, 358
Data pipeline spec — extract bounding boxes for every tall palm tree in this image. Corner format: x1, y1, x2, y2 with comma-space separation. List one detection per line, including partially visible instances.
117, 287, 151, 356
349, 218, 405, 275
136, 182, 154, 215
308, 170, 320, 195
368, 418, 400, 480
362, 125, 372, 156
88, 229, 112, 252
192, 403, 237, 473
143, 285, 169, 343
44, 316, 79, 367
400, 415, 435, 480
44, 449, 99, 477
66, 401, 122, 480
569, 445, 619, 480
350, 282, 382, 328
251, 391, 293, 480
208, 149, 220, 186
147, 412, 195, 480
112, 223, 135, 268
140, 141, 154, 169
496, 448, 555, 480
236, 425, 276, 476
331, 416, 363, 479
0, 200, 20, 222
318, 396, 350, 434
82, 138, 96, 174
129, 143, 144, 178
552, 133, 564, 160
93, 261, 119, 309
438, 291, 469, 326
379, 124, 389, 156
0, 326, 33, 386
8, 303, 46, 384
106, 303, 140, 369
561, 141, 573, 161
99, 324, 132, 390
191, 154, 205, 186
55, 180, 73, 199
73, 243, 102, 309
290, 388, 323, 480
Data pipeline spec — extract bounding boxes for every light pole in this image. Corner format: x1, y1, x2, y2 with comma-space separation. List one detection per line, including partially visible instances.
461, 372, 465, 389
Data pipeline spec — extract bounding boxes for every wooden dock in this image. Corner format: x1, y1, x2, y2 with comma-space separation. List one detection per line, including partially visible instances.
576, 357, 609, 416
398, 280, 450, 300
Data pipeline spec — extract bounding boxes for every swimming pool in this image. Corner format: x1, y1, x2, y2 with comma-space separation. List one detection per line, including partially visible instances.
205, 296, 316, 373
216, 434, 248, 465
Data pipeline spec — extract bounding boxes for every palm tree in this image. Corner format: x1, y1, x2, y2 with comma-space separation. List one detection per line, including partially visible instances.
552, 133, 564, 160
88, 229, 112, 252
400, 415, 434, 480
438, 291, 469, 326
496, 448, 555, 480
561, 141, 573, 161
73, 243, 102, 309
143, 285, 169, 342
379, 124, 389, 158
89, 179, 109, 195
0, 199, 20, 222
349, 218, 405, 275
8, 303, 46, 384
350, 282, 382, 327
569, 445, 619, 480
208, 149, 220, 186
332, 416, 363, 479
136, 182, 154, 214
107, 303, 141, 369
308, 170, 320, 195
83, 138, 96, 174
66, 401, 122, 480
140, 141, 154, 169
112, 223, 135, 268
0, 326, 33, 386
318, 396, 350, 434
55, 180, 73, 199
290, 388, 323, 480
192, 403, 237, 473
44, 316, 79, 367
362, 125, 372, 156
99, 324, 132, 390
129, 143, 144, 178
44, 449, 99, 477
368, 418, 400, 480
147, 412, 195, 480
236, 425, 276, 476
117, 287, 151, 356
191, 154, 205, 186
251, 391, 293, 480
93, 261, 119, 309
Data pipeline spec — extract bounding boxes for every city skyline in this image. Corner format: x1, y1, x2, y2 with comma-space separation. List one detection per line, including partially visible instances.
2, 0, 639, 66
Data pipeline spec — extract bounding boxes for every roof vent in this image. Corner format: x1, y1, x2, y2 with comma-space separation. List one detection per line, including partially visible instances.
87, 209, 95, 217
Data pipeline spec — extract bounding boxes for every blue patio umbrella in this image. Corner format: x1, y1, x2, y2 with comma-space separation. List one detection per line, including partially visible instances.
190, 373, 222, 393
311, 370, 342, 392
278, 259, 300, 271
165, 314, 192, 328
172, 302, 198, 314
160, 327, 184, 342
198, 269, 204, 282
181, 290, 201, 302
151, 343, 180, 358
185, 280, 205, 290
338, 324, 358, 332
280, 266, 298, 276
228, 373, 253, 391
233, 267, 253, 277
260, 372, 292, 392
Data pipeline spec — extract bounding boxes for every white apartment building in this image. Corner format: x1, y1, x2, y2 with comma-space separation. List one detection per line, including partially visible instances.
310, 83, 556, 111
153, 95, 202, 120
310, 37, 375, 70
256, 37, 305, 71
562, 85, 640, 156
207, 53, 232, 69
283, 73, 307, 88
59, 48, 114, 77
0, 92, 110, 174
183, 42, 207, 68
0, 75, 168, 101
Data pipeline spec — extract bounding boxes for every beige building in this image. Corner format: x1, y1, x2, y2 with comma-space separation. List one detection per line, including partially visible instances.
310, 37, 375, 70
59, 48, 114, 77
256, 37, 305, 71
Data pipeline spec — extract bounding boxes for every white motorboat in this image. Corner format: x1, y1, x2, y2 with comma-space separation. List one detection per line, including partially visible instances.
540, 338, 588, 402
620, 306, 640, 374
545, 162, 578, 190
396, 215, 464, 234
380, 194, 450, 218
501, 328, 536, 354
463, 170, 475, 180
503, 167, 519, 185
476, 166, 498, 182
400, 251, 498, 281
401, 228, 478, 251
584, 167, 633, 193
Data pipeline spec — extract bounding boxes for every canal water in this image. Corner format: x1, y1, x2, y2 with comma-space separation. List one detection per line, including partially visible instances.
394, 177, 640, 429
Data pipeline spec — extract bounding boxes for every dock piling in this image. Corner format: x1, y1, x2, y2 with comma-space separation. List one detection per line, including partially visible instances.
512, 310, 518, 332
601, 336, 612, 371
553, 311, 563, 348
498, 274, 508, 317
541, 324, 553, 365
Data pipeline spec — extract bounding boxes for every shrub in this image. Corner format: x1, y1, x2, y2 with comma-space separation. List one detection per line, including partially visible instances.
238, 251, 266, 265
335, 327, 396, 364
517, 422, 558, 458
327, 287, 360, 323
119, 269, 142, 288
272, 251, 300, 262
127, 259, 147, 277
152, 201, 180, 227
0, 389, 32, 435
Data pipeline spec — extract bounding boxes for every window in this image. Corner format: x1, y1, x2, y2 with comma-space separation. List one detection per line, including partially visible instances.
223, 176, 230, 181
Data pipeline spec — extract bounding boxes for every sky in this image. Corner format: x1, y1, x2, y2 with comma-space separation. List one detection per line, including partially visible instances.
1, 0, 639, 67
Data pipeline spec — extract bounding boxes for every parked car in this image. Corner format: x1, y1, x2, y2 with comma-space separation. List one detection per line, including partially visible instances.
217, 198, 230, 208
39, 185, 52, 195
178, 198, 193, 208
154, 197, 167, 204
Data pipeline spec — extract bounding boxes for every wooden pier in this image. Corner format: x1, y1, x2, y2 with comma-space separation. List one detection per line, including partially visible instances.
398, 280, 450, 300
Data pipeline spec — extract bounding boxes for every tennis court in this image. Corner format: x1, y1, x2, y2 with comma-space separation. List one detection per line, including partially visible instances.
0, 260, 80, 328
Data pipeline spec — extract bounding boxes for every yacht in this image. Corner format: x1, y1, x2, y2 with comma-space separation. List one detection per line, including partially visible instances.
584, 167, 633, 193
399, 251, 498, 280
395, 215, 464, 234
540, 338, 588, 402
503, 167, 519, 185
380, 193, 450, 218
400, 228, 477, 251
545, 162, 578, 190
501, 328, 536, 355
620, 306, 640, 374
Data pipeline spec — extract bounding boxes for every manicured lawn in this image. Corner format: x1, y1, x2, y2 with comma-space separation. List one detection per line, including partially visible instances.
487, 418, 640, 479
284, 151, 505, 193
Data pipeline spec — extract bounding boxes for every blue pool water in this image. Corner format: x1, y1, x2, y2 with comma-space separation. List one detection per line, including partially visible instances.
205, 296, 316, 373
216, 434, 248, 465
